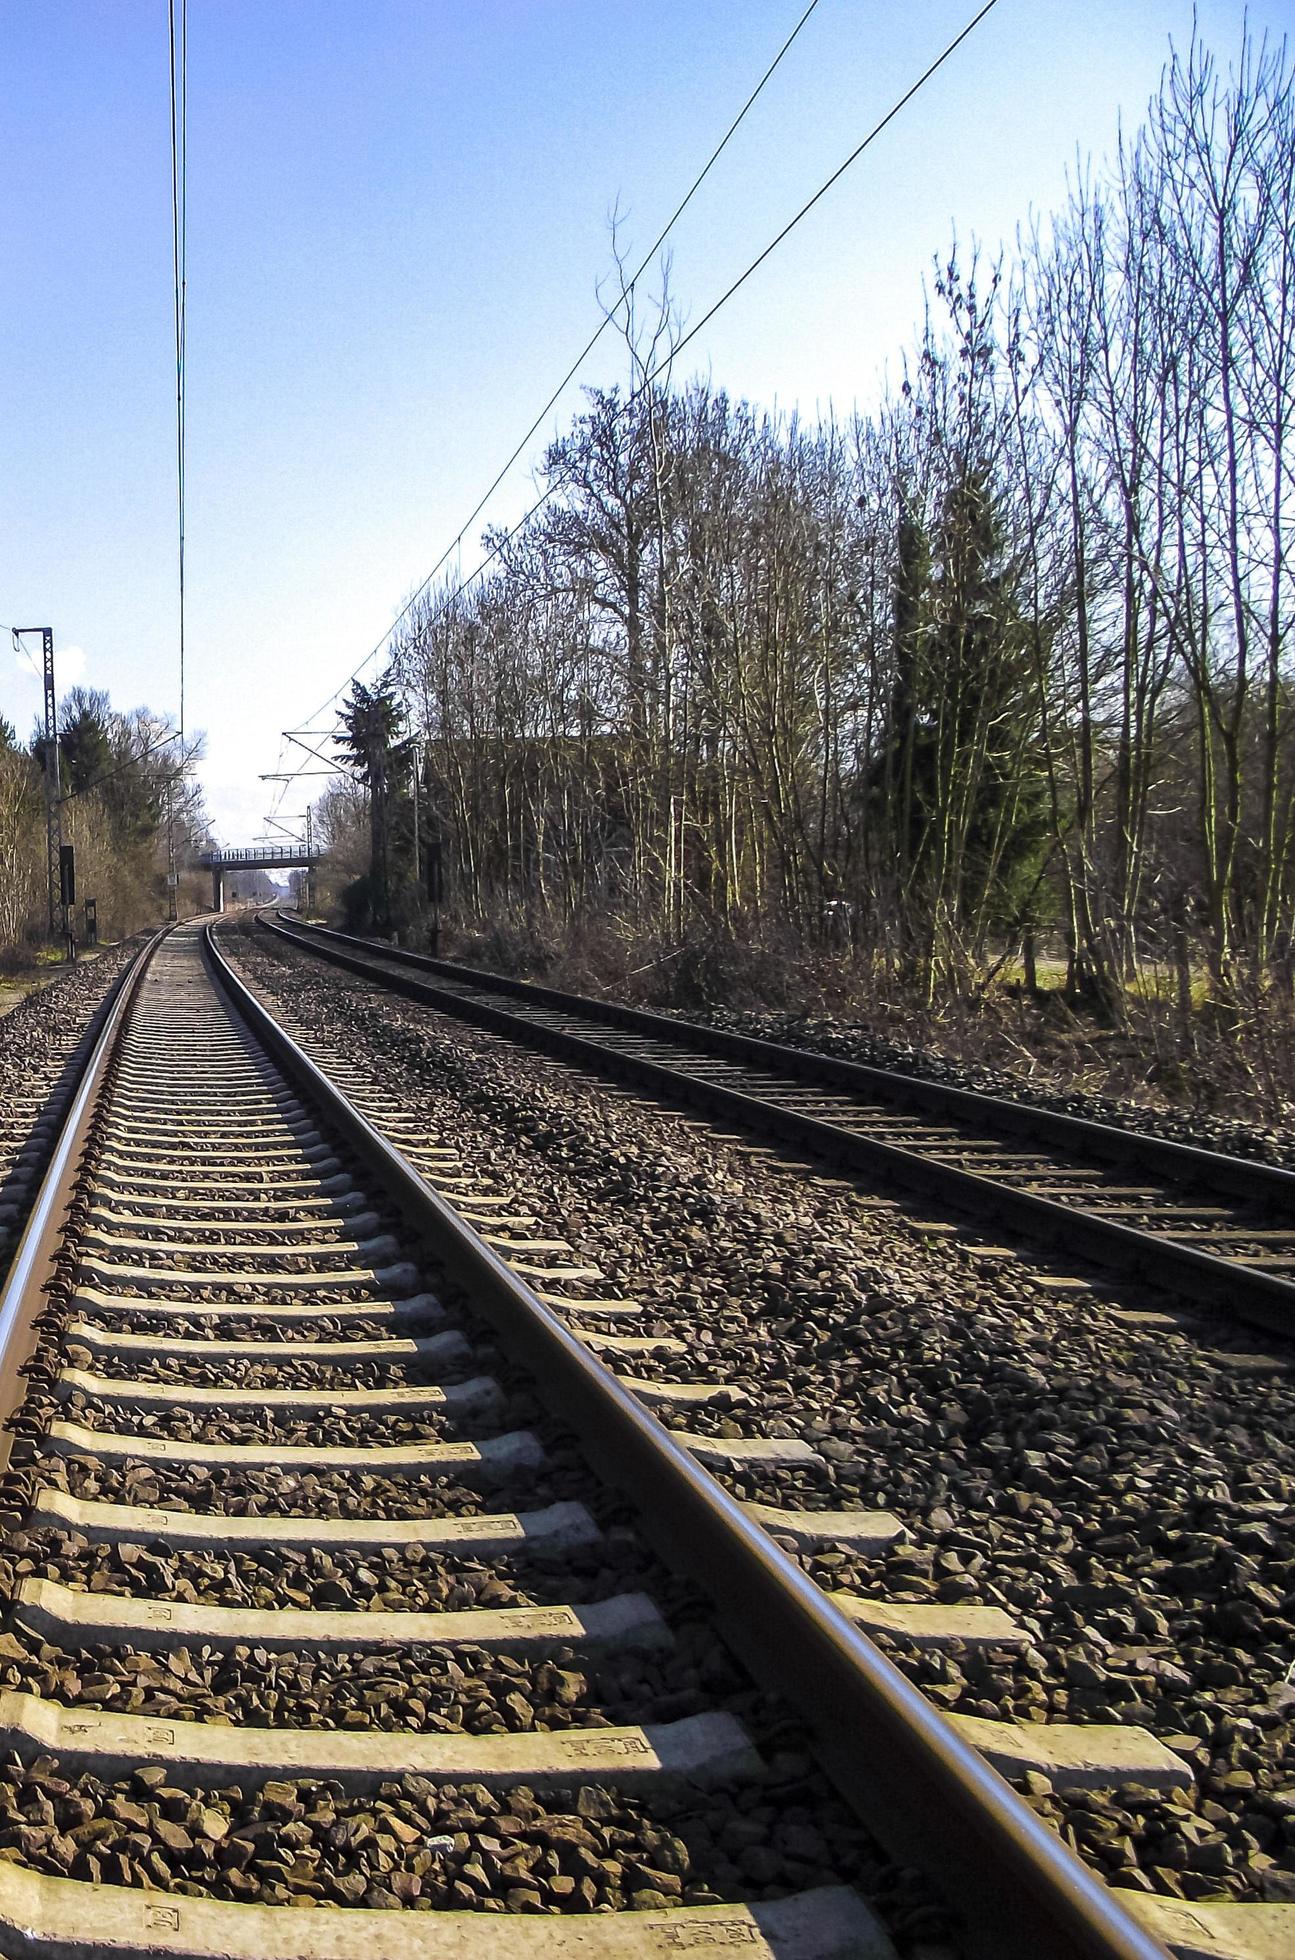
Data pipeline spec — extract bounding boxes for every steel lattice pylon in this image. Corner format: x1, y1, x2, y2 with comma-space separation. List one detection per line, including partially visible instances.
13, 630, 62, 940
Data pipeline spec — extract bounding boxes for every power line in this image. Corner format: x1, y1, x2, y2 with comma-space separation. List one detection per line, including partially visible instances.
291, 0, 826, 739
169, 0, 188, 747
362, 0, 1006, 693
57, 726, 187, 808
275, 0, 1001, 811
3, 628, 191, 800
658, 0, 1000, 378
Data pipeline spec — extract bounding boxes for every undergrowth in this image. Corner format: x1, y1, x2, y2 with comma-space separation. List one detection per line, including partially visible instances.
431, 914, 1295, 1126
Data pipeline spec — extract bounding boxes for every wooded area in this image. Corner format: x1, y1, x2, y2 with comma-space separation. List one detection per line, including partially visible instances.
317, 29, 1291, 1055
0, 689, 208, 956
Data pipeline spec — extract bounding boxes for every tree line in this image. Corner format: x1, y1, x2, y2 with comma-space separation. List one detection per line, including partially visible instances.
323, 28, 1293, 1020
0, 688, 209, 955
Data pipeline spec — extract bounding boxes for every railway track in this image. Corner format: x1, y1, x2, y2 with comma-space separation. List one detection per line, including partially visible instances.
265, 913, 1295, 1338
218, 914, 1295, 1959
0, 918, 1212, 1958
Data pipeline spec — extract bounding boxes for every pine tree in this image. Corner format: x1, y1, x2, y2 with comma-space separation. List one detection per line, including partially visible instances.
877, 467, 1051, 977
336, 680, 412, 932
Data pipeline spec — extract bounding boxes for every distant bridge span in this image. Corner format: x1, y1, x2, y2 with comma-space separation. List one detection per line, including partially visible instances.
198, 844, 319, 913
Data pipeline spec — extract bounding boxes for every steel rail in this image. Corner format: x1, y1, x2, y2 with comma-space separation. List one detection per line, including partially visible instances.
0, 929, 169, 1478
205, 924, 1169, 1960
270, 916, 1295, 1207
262, 913, 1295, 1337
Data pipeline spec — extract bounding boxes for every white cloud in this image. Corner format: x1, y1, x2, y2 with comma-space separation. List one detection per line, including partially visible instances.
12, 641, 87, 686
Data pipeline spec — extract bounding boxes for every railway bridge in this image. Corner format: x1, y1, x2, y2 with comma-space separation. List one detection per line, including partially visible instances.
197, 842, 318, 912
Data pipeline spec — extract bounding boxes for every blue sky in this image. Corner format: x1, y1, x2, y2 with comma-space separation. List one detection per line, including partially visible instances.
0, 0, 1281, 844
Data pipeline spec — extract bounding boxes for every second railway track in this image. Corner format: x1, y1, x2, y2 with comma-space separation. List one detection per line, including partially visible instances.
264, 912, 1295, 1337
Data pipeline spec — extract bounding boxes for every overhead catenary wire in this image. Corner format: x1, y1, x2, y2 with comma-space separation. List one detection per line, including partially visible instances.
57, 727, 188, 809
168, 0, 188, 748
288, 0, 827, 744
7, 631, 38, 681
272, 0, 1001, 820
651, 0, 1000, 376
6, 626, 195, 806
335, 0, 1004, 716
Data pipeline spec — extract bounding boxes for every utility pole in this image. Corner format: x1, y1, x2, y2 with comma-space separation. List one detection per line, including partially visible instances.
304, 804, 314, 916
411, 733, 421, 890
12, 629, 62, 942
166, 779, 179, 922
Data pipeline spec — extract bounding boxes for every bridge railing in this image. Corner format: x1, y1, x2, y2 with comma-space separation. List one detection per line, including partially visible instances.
198, 846, 320, 867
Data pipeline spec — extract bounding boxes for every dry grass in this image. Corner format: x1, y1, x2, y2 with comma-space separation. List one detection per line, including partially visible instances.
440, 913, 1295, 1127
0, 945, 108, 1023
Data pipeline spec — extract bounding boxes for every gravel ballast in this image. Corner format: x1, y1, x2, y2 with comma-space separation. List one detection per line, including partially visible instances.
0, 944, 143, 1280
223, 920, 1295, 1908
